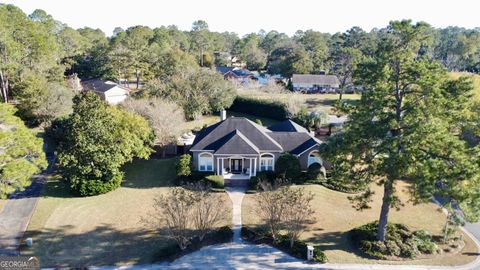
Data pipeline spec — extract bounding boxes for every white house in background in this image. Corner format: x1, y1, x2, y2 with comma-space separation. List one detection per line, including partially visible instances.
291, 74, 340, 93
81, 79, 129, 105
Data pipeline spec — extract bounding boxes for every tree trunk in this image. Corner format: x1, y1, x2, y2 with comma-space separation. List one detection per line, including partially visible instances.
339, 91, 343, 101
136, 69, 140, 89
0, 70, 8, 103
377, 178, 394, 241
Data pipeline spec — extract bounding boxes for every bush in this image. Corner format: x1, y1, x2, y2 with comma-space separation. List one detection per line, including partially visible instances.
70, 172, 123, 196
306, 163, 325, 183
205, 175, 224, 189
229, 96, 289, 121
275, 153, 301, 182
176, 154, 191, 178
313, 248, 328, 263
350, 222, 438, 260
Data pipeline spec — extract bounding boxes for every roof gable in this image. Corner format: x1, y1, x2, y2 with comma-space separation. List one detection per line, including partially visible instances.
212, 130, 260, 155
191, 117, 283, 152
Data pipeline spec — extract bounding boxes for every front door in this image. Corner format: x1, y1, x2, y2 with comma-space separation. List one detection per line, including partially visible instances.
231, 159, 243, 174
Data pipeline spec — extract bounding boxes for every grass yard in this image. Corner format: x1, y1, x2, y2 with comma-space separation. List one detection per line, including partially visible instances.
21, 158, 232, 267
183, 114, 220, 132
242, 181, 478, 266
238, 90, 361, 114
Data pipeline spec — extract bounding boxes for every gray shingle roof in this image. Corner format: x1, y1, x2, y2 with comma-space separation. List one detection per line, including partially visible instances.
266, 132, 320, 155
191, 117, 283, 152
212, 130, 260, 155
268, 120, 309, 133
191, 117, 322, 156
291, 74, 340, 85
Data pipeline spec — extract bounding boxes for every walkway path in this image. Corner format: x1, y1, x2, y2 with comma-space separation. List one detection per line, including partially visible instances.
0, 155, 55, 256
225, 186, 247, 243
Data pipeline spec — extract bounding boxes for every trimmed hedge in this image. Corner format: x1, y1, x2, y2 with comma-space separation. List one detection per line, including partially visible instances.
350, 222, 439, 260
229, 96, 289, 121
205, 175, 224, 189
241, 226, 327, 263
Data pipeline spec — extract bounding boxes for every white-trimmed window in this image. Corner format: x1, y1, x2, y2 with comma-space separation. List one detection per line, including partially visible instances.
199, 152, 213, 171
260, 153, 274, 171
308, 150, 322, 167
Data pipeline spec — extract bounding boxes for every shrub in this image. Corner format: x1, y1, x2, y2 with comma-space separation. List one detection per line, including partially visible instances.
313, 248, 328, 263
205, 175, 224, 189
350, 222, 438, 260
176, 154, 192, 178
306, 163, 325, 183
229, 96, 289, 121
275, 153, 301, 181
70, 171, 123, 196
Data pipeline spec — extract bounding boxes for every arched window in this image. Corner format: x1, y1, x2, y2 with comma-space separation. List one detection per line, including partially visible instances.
260, 153, 274, 171
308, 150, 322, 167
199, 152, 213, 171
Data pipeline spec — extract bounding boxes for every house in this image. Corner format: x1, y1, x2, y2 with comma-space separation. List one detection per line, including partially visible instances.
190, 111, 324, 179
216, 66, 255, 84
291, 74, 340, 93
81, 79, 129, 105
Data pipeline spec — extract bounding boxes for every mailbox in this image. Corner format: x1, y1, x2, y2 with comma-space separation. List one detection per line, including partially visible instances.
307, 245, 314, 260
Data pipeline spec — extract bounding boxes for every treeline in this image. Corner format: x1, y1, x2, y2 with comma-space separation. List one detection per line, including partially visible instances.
2, 3, 480, 126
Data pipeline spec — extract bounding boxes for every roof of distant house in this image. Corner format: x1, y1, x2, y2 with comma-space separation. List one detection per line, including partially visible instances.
291, 74, 340, 85
81, 79, 129, 93
216, 66, 236, 74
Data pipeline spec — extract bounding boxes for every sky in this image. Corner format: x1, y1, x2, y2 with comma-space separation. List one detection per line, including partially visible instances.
5, 0, 480, 36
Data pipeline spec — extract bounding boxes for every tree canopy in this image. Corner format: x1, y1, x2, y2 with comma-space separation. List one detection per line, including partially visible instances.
0, 103, 47, 198
324, 20, 480, 242
56, 92, 153, 196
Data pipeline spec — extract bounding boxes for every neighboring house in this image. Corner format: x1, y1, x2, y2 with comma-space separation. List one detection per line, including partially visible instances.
291, 74, 340, 93
81, 79, 129, 105
190, 113, 324, 179
216, 66, 255, 84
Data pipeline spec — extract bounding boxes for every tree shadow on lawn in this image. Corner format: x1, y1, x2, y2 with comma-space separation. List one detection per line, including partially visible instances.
21, 224, 174, 268
122, 158, 177, 189
303, 229, 370, 258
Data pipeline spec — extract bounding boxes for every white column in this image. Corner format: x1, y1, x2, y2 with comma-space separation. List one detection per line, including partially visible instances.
217, 157, 220, 175
221, 158, 224, 175
253, 158, 257, 176
249, 158, 252, 177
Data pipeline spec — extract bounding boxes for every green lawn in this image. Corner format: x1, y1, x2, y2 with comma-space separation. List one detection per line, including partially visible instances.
242, 181, 478, 266
238, 90, 361, 114
21, 158, 232, 267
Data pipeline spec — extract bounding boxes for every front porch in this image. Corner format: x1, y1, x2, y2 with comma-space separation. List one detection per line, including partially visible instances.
215, 156, 257, 178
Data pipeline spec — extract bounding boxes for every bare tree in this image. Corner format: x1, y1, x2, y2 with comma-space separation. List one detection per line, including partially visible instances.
189, 182, 227, 241
255, 180, 289, 241
283, 187, 315, 248
151, 188, 196, 250
256, 180, 315, 246
122, 98, 185, 157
